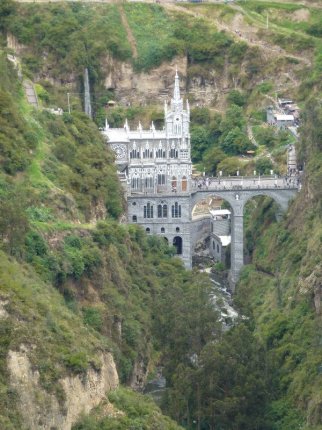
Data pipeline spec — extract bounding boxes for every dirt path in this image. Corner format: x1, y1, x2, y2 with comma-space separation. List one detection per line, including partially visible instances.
164, 3, 311, 67
23, 80, 38, 108
118, 5, 138, 59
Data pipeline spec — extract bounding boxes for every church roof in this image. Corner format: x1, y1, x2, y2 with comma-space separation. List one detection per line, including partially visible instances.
102, 128, 166, 144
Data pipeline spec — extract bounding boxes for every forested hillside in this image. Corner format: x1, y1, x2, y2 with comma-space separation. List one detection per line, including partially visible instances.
0, 0, 322, 429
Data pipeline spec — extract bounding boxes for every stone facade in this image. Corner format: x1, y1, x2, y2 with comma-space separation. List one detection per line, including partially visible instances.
103, 72, 193, 265
103, 73, 299, 284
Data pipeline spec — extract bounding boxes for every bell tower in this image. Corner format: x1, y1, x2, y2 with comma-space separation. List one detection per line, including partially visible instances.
165, 69, 190, 144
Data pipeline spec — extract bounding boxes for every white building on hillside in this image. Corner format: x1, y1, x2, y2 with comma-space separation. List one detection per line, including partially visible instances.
102, 70, 192, 195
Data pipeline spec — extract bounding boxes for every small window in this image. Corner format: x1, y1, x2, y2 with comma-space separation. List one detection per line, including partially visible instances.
146, 228, 150, 234
132, 202, 136, 206
161, 227, 165, 233
217, 244, 220, 253
132, 215, 137, 223
176, 227, 180, 233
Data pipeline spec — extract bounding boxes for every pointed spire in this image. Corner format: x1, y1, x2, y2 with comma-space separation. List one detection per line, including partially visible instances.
137, 121, 142, 132
124, 118, 129, 131
151, 121, 155, 132
173, 66, 180, 101
105, 118, 109, 130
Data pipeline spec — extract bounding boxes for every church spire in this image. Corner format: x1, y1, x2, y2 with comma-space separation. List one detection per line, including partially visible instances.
173, 66, 180, 101
171, 68, 183, 113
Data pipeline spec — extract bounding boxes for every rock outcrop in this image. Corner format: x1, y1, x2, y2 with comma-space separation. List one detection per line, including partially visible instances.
7, 347, 119, 430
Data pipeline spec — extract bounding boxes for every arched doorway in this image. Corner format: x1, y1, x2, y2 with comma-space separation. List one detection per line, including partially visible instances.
171, 176, 177, 191
173, 236, 182, 255
181, 176, 187, 192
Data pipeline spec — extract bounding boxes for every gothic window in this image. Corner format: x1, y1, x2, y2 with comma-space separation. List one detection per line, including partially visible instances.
161, 227, 165, 233
146, 228, 150, 234
144, 176, 153, 189
172, 202, 181, 218
211, 223, 213, 232
156, 148, 165, 158
176, 227, 180, 232
143, 149, 150, 159
157, 174, 166, 185
130, 149, 140, 159
217, 244, 220, 253
144, 203, 153, 219
181, 176, 187, 192
213, 241, 215, 250
171, 176, 177, 190
132, 215, 137, 223
131, 177, 140, 190
169, 148, 178, 158
157, 204, 168, 218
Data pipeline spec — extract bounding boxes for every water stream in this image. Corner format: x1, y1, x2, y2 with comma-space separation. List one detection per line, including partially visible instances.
144, 262, 239, 403
84, 68, 92, 119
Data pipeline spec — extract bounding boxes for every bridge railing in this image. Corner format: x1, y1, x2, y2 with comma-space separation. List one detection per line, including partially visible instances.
191, 175, 300, 191
126, 175, 301, 196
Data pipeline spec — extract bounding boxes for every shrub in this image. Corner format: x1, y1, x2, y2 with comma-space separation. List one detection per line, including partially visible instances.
64, 352, 88, 374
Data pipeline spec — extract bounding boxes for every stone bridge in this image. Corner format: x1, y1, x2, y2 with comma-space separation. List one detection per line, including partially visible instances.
191, 175, 299, 286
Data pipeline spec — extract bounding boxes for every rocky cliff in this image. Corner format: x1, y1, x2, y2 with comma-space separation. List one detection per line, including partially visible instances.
8, 348, 118, 430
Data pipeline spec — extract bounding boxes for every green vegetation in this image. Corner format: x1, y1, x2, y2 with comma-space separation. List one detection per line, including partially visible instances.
73, 388, 184, 430
1, 2, 322, 429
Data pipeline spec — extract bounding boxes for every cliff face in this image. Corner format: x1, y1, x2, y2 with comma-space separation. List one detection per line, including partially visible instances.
8, 348, 118, 430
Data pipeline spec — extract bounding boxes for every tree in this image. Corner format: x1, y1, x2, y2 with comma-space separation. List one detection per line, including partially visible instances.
255, 127, 277, 148
217, 156, 244, 176
191, 107, 211, 125
191, 126, 211, 162
255, 157, 273, 175
220, 104, 246, 132
220, 127, 253, 155
227, 89, 247, 107
203, 146, 226, 175
0, 0, 16, 32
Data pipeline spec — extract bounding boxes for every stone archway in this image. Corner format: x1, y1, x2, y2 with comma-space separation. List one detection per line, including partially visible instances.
191, 188, 298, 288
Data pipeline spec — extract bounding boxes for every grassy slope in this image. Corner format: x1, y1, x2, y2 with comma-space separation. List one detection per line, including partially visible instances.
0, 50, 197, 429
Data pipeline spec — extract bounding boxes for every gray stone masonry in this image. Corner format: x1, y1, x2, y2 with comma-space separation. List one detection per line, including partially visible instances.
104, 72, 300, 286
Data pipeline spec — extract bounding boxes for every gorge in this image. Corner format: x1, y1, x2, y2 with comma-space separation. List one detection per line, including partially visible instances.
0, 1, 321, 429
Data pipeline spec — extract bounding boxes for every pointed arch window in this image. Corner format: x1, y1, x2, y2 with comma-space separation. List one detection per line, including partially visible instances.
130, 149, 140, 159
172, 202, 181, 218
157, 204, 168, 218
169, 148, 178, 158
157, 174, 166, 185
144, 176, 153, 189
144, 202, 154, 219
131, 177, 140, 190
156, 148, 166, 158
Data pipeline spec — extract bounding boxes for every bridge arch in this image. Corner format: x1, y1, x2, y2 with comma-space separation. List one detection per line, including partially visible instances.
190, 187, 298, 288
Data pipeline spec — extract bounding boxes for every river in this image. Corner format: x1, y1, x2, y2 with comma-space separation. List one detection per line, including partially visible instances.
144, 262, 239, 403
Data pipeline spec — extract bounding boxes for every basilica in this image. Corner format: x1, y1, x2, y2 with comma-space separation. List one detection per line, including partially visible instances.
102, 71, 194, 266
